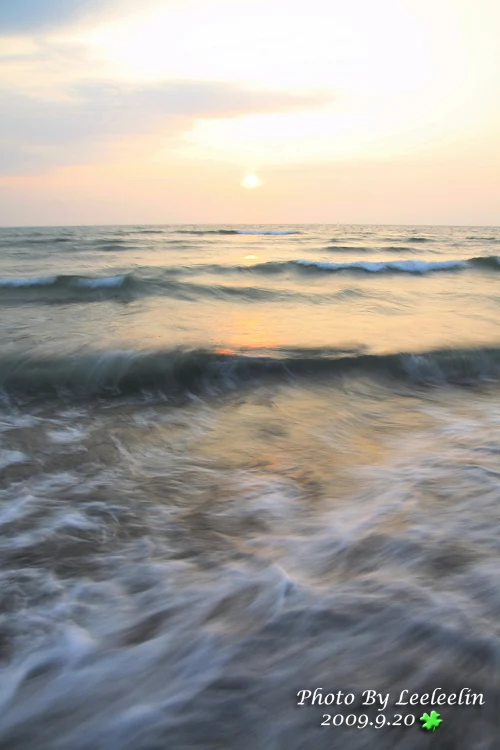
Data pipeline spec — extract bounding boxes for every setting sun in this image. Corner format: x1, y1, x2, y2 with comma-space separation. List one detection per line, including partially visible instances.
242, 173, 262, 189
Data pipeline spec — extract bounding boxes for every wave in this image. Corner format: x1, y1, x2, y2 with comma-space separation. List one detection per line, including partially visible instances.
234, 230, 298, 235
169, 280, 306, 302
143, 279, 305, 303
0, 238, 140, 253
466, 236, 500, 242
0, 255, 500, 302
228, 256, 500, 275
124, 228, 166, 235
323, 245, 424, 253
405, 236, 435, 243
0, 274, 360, 305
468, 256, 500, 270
96, 241, 137, 252
0, 236, 164, 253
0, 274, 128, 289
0, 275, 60, 288
174, 229, 299, 236
0, 274, 131, 303
150, 281, 374, 304
328, 235, 378, 242
293, 259, 468, 274
0, 237, 73, 247
323, 245, 372, 252
2, 345, 500, 403
2, 255, 499, 305
2, 255, 499, 306
382, 245, 428, 253
0, 272, 311, 305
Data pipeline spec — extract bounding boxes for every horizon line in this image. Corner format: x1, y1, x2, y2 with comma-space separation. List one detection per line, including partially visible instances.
1, 222, 499, 230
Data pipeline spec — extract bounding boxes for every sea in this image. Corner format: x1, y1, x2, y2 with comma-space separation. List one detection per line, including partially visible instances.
0, 223, 500, 749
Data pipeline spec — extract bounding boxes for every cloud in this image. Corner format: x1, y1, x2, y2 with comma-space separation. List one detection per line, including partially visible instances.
0, 80, 332, 174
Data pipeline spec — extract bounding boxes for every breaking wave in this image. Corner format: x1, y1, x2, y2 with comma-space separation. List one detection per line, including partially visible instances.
2, 255, 500, 304
293, 259, 468, 273
0, 274, 129, 289
0, 274, 131, 302
0, 274, 337, 305
2, 345, 500, 403
219, 256, 500, 275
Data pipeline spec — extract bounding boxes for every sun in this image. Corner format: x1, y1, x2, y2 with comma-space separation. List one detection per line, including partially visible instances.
242, 173, 261, 189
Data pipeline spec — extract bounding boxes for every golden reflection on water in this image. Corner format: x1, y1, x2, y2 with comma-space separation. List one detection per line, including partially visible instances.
88, 271, 500, 358
192, 382, 435, 488
221, 310, 280, 353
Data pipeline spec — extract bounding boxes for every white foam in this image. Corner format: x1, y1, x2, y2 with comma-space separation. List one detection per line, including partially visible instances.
0, 449, 28, 470
0, 274, 128, 289
0, 389, 498, 749
0, 493, 34, 525
53, 511, 99, 532
72, 275, 127, 289
294, 259, 468, 273
0, 414, 41, 432
0, 276, 56, 287
47, 427, 88, 444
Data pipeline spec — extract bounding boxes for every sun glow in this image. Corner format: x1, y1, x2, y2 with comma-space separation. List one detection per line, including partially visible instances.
242, 174, 261, 189
80, 0, 432, 93
72, 0, 491, 169
1, 0, 499, 226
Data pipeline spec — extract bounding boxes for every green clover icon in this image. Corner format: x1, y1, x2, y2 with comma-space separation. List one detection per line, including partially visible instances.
420, 711, 443, 731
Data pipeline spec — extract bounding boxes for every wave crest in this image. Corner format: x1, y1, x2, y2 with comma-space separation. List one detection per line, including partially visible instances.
0, 274, 131, 303
2, 346, 500, 403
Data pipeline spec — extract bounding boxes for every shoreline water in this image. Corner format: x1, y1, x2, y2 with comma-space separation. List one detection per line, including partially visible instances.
0, 224, 499, 748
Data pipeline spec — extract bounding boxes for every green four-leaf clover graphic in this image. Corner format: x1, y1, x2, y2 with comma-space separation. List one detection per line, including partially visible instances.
420, 711, 443, 731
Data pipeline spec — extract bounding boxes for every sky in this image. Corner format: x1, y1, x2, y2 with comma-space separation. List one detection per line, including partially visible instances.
0, 0, 499, 226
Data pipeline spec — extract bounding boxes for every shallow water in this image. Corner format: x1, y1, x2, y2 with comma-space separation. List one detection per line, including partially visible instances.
0, 224, 500, 748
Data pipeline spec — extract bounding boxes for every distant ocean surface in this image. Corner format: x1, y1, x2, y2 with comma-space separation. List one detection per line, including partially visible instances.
1, 224, 500, 749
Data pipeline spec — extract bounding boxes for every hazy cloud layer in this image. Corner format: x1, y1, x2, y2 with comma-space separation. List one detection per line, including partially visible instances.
0, 81, 331, 174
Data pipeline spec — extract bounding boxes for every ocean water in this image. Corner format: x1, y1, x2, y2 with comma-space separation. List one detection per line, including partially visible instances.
1, 223, 500, 749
